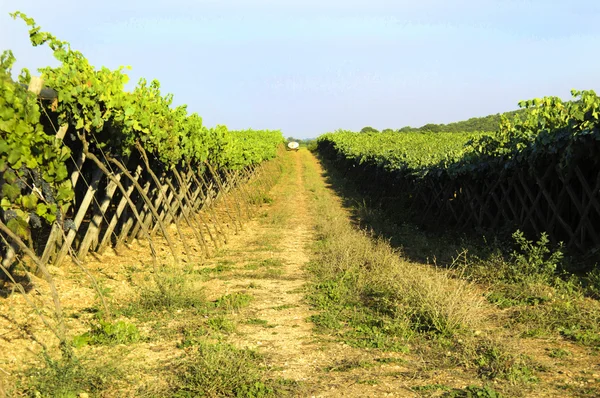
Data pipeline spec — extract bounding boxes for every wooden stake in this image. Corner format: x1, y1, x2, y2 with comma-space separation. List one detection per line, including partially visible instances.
54, 167, 104, 266
77, 171, 123, 260
97, 165, 142, 253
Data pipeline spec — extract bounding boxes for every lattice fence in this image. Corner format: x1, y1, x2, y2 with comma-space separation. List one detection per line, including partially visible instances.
409, 162, 600, 252
0, 81, 278, 283
323, 146, 600, 254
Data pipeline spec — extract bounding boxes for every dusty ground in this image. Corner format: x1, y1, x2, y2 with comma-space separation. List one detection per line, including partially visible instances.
0, 150, 599, 397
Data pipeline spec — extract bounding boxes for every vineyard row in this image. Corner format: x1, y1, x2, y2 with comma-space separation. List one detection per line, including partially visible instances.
0, 13, 284, 285
318, 91, 600, 254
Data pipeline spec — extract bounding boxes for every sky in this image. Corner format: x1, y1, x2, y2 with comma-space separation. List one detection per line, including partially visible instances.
1, 0, 599, 138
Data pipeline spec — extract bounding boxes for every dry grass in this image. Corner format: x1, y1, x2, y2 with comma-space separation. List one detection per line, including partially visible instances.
304, 153, 485, 338
309, 150, 600, 396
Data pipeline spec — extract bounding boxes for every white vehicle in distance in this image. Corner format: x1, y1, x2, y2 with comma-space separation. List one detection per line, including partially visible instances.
287, 141, 300, 151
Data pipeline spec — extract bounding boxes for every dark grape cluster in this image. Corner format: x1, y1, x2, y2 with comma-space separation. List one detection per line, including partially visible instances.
24, 167, 56, 205
3, 209, 17, 221
63, 218, 76, 231
15, 164, 28, 190
41, 180, 56, 204
30, 168, 42, 186
29, 212, 42, 229
16, 178, 26, 190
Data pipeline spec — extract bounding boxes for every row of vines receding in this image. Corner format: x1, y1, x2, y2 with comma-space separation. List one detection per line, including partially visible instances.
0, 11, 284, 358
317, 90, 600, 257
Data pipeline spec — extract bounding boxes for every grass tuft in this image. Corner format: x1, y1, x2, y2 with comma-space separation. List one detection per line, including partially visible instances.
171, 341, 296, 397
133, 269, 206, 313
214, 292, 253, 312
74, 319, 141, 347
21, 354, 119, 398
442, 385, 503, 397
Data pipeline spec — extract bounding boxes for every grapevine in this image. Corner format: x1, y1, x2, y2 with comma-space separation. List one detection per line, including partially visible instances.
1, 12, 283, 262
317, 90, 600, 181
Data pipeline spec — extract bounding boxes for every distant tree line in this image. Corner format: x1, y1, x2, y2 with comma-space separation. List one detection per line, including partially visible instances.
360, 108, 531, 134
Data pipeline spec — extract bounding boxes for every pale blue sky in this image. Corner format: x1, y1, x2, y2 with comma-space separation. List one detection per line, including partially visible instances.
1, 0, 599, 138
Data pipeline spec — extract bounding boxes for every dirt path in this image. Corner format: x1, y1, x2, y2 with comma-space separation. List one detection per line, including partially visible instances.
198, 150, 328, 381
219, 147, 317, 380
195, 150, 423, 397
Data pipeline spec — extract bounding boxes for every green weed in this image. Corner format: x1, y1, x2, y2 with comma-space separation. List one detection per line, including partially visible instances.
134, 270, 206, 313
171, 341, 295, 397
555, 382, 600, 397
199, 264, 234, 276
251, 193, 274, 205
508, 231, 563, 285
244, 318, 275, 328
559, 326, 600, 346
356, 379, 378, 385
443, 385, 503, 398
74, 320, 141, 347
246, 318, 269, 326
260, 258, 284, 268
273, 304, 297, 311
374, 357, 406, 365
412, 384, 451, 392
511, 299, 600, 347
546, 347, 571, 359
471, 341, 538, 383
486, 289, 550, 308
206, 316, 236, 333
584, 268, 600, 298
214, 292, 253, 312
177, 327, 210, 349
21, 354, 119, 398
